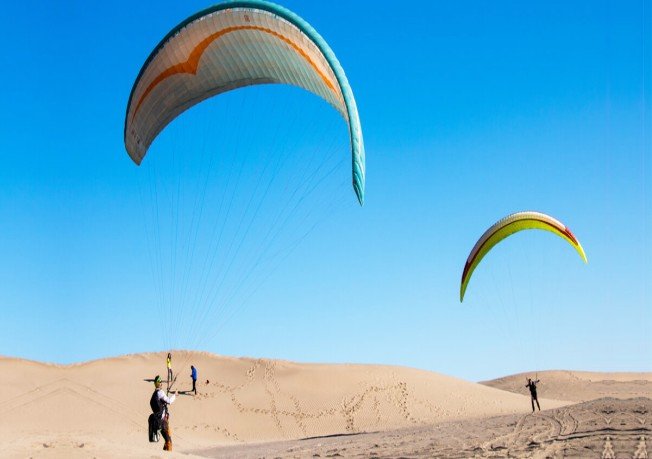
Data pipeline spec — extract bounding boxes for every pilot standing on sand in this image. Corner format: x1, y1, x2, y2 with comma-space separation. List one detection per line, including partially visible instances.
151, 375, 177, 451
526, 378, 541, 412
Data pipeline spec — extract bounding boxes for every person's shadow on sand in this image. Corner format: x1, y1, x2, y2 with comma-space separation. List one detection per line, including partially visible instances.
143, 380, 195, 395
143, 378, 174, 384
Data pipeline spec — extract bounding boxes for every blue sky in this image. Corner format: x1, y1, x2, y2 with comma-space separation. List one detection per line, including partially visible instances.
0, 0, 649, 381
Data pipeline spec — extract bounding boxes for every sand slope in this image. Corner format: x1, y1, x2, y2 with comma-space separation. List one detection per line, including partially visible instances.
481, 370, 652, 402
0, 352, 567, 458
206, 397, 651, 458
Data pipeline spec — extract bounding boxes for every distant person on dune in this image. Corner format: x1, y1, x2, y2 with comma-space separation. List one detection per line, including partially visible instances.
526, 377, 541, 412
167, 353, 173, 387
149, 375, 177, 451
190, 365, 198, 395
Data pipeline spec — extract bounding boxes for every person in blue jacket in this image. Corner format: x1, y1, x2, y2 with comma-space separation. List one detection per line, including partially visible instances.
191, 365, 198, 395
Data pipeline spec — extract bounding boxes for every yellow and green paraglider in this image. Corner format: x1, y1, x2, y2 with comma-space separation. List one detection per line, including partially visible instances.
460, 211, 587, 302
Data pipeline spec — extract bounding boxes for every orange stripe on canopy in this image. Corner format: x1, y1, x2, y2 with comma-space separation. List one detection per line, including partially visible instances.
133, 25, 339, 118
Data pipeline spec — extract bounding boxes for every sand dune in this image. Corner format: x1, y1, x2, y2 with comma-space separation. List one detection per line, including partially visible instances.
481, 370, 652, 402
0, 352, 648, 458
0, 351, 565, 457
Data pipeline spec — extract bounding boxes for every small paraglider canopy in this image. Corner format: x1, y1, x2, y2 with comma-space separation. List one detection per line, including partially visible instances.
460, 211, 588, 302
124, 0, 365, 205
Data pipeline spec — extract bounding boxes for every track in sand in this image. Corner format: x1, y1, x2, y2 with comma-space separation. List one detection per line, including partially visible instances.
200, 397, 651, 458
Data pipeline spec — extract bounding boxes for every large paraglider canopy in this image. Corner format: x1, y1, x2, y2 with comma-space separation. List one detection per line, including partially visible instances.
123, 1, 365, 355
460, 211, 588, 302
124, 0, 365, 205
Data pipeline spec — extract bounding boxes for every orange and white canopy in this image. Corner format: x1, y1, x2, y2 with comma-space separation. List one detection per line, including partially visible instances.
124, 0, 365, 204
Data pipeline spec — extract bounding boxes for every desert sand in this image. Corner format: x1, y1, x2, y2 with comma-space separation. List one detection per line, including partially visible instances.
0, 352, 648, 458
481, 370, 652, 402
207, 397, 651, 458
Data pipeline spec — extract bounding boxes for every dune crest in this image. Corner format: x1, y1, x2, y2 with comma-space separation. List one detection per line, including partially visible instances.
481, 370, 652, 402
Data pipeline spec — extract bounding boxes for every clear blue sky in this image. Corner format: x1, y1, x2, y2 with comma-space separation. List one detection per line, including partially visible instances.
0, 0, 649, 381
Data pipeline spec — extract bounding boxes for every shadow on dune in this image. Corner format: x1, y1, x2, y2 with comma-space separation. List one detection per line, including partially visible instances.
300, 431, 378, 441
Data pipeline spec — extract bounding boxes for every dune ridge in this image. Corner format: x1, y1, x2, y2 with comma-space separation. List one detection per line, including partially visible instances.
481, 369, 652, 402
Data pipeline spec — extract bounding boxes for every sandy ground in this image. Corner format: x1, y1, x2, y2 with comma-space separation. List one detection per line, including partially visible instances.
203, 398, 651, 458
0, 352, 648, 458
